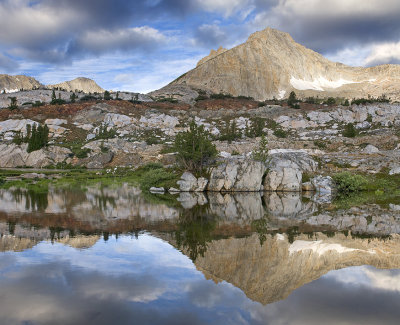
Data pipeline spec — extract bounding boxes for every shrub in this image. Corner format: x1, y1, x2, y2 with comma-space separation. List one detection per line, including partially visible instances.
219, 119, 241, 143
73, 147, 91, 158
287, 91, 300, 108
246, 117, 265, 138
27, 124, 49, 153
324, 97, 336, 105
174, 121, 217, 172
104, 90, 111, 100
252, 135, 269, 162
342, 123, 357, 138
313, 140, 327, 149
210, 93, 233, 99
32, 101, 44, 107
70, 93, 77, 103
343, 99, 350, 106
95, 124, 117, 140
139, 167, 179, 191
8, 97, 18, 110
333, 172, 368, 194
273, 129, 287, 138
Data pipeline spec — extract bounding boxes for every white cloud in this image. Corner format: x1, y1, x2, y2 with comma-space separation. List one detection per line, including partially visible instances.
363, 41, 400, 66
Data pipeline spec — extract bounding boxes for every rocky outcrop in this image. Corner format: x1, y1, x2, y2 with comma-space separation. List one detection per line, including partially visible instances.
0, 144, 71, 168
176, 172, 208, 192
0, 74, 42, 93
207, 159, 266, 192
47, 77, 104, 93
264, 152, 317, 192
169, 27, 400, 101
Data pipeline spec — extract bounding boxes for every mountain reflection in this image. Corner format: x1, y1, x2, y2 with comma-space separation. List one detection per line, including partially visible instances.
0, 184, 400, 324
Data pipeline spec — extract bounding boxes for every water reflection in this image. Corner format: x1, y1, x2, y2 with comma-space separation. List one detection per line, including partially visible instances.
0, 184, 400, 324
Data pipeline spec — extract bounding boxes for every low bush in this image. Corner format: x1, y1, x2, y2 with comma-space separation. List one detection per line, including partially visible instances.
273, 129, 287, 138
342, 123, 357, 138
333, 172, 368, 194
252, 135, 269, 162
174, 121, 217, 172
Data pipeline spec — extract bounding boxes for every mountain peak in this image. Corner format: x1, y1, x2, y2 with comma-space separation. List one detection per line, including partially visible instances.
170, 27, 400, 101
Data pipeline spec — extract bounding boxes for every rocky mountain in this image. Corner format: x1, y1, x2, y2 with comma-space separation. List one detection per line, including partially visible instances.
47, 77, 104, 93
0, 74, 42, 93
168, 27, 400, 101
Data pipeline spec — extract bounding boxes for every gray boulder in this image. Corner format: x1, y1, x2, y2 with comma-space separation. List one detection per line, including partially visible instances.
84, 152, 114, 169
207, 159, 266, 192
177, 172, 208, 192
263, 152, 317, 192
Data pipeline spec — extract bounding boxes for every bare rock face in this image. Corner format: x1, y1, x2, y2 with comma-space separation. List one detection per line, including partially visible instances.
47, 77, 104, 93
169, 27, 400, 101
207, 159, 266, 192
0, 74, 42, 93
0, 144, 71, 168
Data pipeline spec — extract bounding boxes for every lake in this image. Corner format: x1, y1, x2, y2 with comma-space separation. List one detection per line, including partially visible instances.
0, 183, 400, 325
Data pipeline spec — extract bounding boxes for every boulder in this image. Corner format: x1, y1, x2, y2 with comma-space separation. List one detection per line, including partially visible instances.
0, 144, 71, 168
363, 144, 379, 154
84, 152, 114, 169
207, 159, 266, 192
389, 167, 400, 175
264, 159, 302, 192
263, 152, 318, 192
310, 176, 335, 195
150, 187, 165, 194
177, 172, 208, 192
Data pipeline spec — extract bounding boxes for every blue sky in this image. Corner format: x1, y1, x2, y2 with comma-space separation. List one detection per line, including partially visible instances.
1, 0, 400, 93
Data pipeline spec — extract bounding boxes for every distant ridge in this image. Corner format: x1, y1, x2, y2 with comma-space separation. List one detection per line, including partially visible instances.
0, 74, 42, 93
47, 77, 104, 93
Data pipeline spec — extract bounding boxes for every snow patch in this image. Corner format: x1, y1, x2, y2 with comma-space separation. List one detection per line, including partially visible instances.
1, 88, 19, 94
276, 234, 285, 241
289, 240, 359, 256
290, 76, 357, 91
278, 90, 286, 99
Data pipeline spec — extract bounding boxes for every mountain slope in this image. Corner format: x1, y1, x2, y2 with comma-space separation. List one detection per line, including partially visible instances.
47, 77, 104, 93
0, 74, 42, 93
169, 27, 400, 101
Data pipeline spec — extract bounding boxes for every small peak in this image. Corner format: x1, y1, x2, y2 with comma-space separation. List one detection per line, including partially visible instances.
247, 27, 293, 43
197, 46, 228, 67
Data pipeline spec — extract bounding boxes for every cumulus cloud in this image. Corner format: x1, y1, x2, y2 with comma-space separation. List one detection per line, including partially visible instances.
68, 27, 167, 57
251, 0, 400, 55
364, 42, 400, 66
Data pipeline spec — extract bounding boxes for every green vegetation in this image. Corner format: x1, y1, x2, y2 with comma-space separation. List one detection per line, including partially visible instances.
252, 135, 269, 162
174, 121, 217, 172
70, 93, 77, 103
313, 140, 327, 149
245, 117, 265, 138
12, 124, 50, 152
333, 172, 368, 194
218, 119, 241, 143
104, 90, 111, 100
351, 95, 390, 105
210, 93, 233, 100
342, 123, 357, 138
287, 91, 300, 108
95, 124, 117, 140
273, 128, 287, 138
8, 97, 18, 110
136, 163, 180, 191
324, 97, 336, 105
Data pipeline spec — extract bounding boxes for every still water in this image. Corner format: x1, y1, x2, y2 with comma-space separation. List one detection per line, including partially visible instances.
0, 184, 400, 325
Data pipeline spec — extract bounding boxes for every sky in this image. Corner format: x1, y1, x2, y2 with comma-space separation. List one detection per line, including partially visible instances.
0, 0, 400, 93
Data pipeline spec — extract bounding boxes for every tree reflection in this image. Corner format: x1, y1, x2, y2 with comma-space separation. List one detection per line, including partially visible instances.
175, 206, 216, 262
